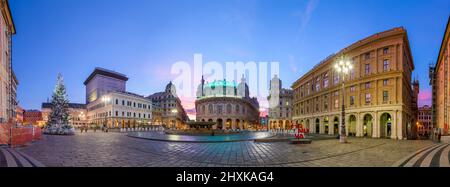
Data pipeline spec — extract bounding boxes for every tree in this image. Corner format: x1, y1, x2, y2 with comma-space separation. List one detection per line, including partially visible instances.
44, 74, 74, 135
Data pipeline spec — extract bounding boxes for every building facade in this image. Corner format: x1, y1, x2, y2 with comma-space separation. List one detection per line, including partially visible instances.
292, 27, 417, 140
430, 16, 450, 136
86, 91, 152, 129
418, 105, 432, 137
195, 76, 260, 130
41, 103, 87, 128
147, 82, 188, 129
23, 110, 43, 126
0, 1, 16, 123
268, 75, 293, 130
84, 68, 152, 129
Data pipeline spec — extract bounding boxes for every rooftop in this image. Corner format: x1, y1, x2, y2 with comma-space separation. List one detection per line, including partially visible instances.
83, 67, 128, 85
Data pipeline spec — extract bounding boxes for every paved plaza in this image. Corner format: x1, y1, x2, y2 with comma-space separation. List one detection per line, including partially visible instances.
3, 132, 446, 167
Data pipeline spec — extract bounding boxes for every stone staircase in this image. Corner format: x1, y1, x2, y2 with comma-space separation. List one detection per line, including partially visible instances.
0, 146, 45, 167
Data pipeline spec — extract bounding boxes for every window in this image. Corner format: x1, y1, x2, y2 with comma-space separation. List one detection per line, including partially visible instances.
323, 73, 329, 88
383, 91, 389, 102
365, 64, 371, 75
315, 77, 320, 91
350, 69, 355, 80
364, 53, 370, 60
383, 79, 389, 86
334, 74, 339, 85
300, 86, 304, 97
350, 96, 355, 106
383, 47, 389, 55
334, 99, 339, 109
365, 93, 371, 104
365, 82, 371, 89
115, 99, 119, 105
122, 100, 125, 105
227, 104, 232, 114
115, 111, 118, 116
350, 86, 356, 92
383, 59, 389, 71
208, 105, 213, 114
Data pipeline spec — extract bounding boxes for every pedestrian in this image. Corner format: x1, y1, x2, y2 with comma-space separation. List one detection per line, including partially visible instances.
438, 129, 442, 143
80, 127, 83, 134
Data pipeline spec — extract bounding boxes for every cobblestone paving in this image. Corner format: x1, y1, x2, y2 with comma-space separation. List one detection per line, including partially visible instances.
18, 132, 435, 167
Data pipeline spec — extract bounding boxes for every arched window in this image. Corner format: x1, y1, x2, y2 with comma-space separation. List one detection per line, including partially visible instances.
208, 104, 213, 114
227, 104, 232, 114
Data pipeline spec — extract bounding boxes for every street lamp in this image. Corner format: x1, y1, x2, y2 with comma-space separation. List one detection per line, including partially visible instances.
101, 96, 111, 130
334, 56, 353, 143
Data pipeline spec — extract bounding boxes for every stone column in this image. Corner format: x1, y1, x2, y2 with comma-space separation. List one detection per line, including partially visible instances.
392, 110, 398, 139
232, 119, 236, 130
397, 111, 403, 140
355, 113, 360, 137
373, 112, 378, 138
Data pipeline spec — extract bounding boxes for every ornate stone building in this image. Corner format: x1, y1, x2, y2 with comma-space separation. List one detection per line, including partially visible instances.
418, 105, 432, 137
147, 82, 188, 129
268, 75, 293, 130
0, 1, 16, 123
292, 27, 418, 140
195, 76, 260, 130
430, 16, 450, 136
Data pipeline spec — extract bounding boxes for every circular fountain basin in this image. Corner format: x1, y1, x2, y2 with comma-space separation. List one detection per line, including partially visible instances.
127, 131, 275, 143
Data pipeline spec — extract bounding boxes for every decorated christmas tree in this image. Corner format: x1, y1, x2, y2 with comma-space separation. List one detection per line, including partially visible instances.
44, 74, 75, 135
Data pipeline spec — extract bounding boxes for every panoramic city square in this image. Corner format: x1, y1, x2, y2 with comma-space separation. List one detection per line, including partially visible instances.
0, 0, 450, 172
0, 131, 446, 167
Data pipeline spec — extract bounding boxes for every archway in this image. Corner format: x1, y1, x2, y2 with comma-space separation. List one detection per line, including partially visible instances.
363, 114, 373, 137
226, 119, 232, 130
217, 119, 223, 130
323, 117, 329, 134
236, 119, 241, 130
300, 120, 304, 129
279, 120, 284, 129
333, 117, 339, 135
380, 113, 392, 138
348, 115, 357, 136
285, 121, 291, 129
315, 118, 320, 134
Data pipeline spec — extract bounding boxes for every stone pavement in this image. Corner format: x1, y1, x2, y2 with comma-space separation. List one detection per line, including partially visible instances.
16, 132, 436, 167
0, 146, 45, 167
393, 143, 450, 167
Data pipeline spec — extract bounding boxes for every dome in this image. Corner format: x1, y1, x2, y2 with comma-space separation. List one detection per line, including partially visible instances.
205, 80, 237, 89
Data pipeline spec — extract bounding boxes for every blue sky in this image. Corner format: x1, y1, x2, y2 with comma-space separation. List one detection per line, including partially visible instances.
10, 0, 450, 114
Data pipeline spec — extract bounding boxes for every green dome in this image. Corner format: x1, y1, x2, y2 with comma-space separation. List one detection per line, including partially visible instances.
206, 80, 237, 89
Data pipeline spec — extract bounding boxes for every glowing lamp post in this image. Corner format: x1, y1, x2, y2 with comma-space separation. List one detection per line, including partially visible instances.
334, 56, 353, 143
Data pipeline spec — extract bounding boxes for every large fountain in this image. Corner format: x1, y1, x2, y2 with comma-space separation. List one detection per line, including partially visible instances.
127, 121, 274, 143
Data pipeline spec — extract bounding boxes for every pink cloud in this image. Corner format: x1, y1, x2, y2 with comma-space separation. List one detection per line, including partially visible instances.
418, 89, 432, 107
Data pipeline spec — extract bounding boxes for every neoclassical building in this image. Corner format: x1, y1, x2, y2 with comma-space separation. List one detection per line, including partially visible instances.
0, 1, 17, 123
430, 16, 450, 136
268, 75, 293, 130
147, 82, 189, 129
195, 76, 260, 130
292, 27, 418, 140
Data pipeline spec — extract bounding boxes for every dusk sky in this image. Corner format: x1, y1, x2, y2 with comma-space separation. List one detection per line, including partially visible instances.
10, 0, 450, 118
